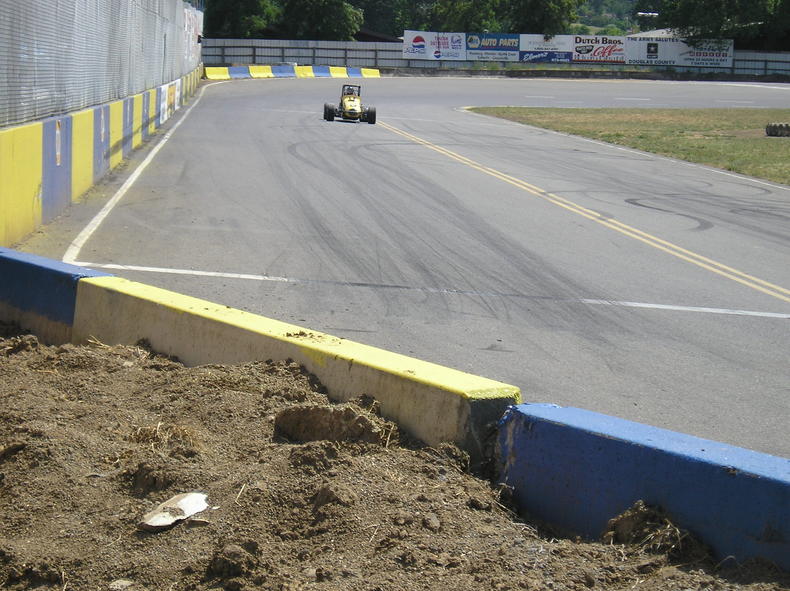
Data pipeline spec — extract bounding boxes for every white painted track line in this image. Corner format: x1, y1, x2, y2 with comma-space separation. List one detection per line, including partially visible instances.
74, 261, 790, 320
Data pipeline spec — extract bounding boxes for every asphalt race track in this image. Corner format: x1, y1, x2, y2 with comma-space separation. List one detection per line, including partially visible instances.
22, 77, 790, 458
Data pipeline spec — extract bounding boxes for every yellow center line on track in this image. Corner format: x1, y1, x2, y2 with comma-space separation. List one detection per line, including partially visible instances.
379, 121, 790, 304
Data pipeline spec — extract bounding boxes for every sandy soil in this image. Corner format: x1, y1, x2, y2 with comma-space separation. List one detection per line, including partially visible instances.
1, 324, 787, 591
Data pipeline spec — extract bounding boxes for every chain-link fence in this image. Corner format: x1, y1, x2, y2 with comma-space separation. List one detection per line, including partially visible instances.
0, 0, 203, 128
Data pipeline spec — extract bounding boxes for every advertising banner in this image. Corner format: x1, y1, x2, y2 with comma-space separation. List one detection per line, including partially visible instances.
519, 34, 573, 63
403, 30, 434, 59
402, 30, 466, 60
466, 32, 520, 61
571, 35, 626, 63
431, 32, 467, 60
625, 37, 734, 67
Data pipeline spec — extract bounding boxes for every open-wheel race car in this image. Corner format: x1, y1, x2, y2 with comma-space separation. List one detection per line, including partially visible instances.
323, 84, 376, 124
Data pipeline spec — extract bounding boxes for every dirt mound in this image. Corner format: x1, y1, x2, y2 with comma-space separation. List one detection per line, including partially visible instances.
603, 500, 711, 563
274, 404, 396, 445
0, 328, 787, 590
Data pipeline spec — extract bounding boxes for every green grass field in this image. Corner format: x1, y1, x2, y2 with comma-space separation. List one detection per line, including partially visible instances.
470, 107, 790, 185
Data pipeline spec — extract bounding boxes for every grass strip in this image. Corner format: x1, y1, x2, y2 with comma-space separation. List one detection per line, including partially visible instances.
471, 107, 790, 185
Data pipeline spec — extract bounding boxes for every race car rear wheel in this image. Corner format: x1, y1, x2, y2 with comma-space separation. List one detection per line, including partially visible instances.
367, 107, 376, 125
324, 103, 335, 121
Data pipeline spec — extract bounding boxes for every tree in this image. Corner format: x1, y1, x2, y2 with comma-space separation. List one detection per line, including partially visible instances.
633, 0, 789, 49
204, 0, 281, 38
430, 0, 505, 32
392, 0, 437, 33
504, 0, 586, 36
348, 0, 402, 36
280, 0, 364, 40
763, 0, 790, 50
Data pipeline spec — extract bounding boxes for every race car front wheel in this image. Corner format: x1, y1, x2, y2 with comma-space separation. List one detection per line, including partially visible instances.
366, 107, 376, 125
324, 103, 335, 121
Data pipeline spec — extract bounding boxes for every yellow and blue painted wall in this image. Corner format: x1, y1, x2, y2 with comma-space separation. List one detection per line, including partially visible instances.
0, 245, 788, 570
1, 64, 371, 248
204, 64, 380, 80
0, 67, 202, 248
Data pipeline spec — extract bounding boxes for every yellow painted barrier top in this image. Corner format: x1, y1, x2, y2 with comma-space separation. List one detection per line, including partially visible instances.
78, 276, 521, 402
249, 65, 274, 78
205, 67, 230, 80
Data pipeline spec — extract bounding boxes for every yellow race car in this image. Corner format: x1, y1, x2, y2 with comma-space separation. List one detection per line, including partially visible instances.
324, 84, 376, 124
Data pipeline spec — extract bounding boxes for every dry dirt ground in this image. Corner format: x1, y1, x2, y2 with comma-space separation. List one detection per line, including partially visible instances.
1, 324, 787, 591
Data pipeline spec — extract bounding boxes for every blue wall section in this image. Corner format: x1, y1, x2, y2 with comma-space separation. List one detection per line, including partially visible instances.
142, 92, 150, 141
312, 65, 331, 77
0, 248, 109, 325
347, 67, 363, 77
122, 97, 134, 158
229, 66, 252, 79
271, 65, 296, 78
93, 105, 110, 183
497, 404, 790, 570
41, 116, 73, 223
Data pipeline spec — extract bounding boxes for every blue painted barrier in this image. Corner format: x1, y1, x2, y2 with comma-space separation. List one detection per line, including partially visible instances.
42, 116, 73, 223
272, 65, 296, 78
0, 248, 108, 328
497, 403, 790, 569
122, 97, 134, 158
229, 66, 252, 79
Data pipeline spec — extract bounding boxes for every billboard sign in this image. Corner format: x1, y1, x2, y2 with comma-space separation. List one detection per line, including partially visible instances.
625, 37, 734, 67
403, 30, 432, 58
519, 51, 573, 63
571, 35, 626, 63
403, 30, 466, 60
431, 32, 467, 60
519, 34, 573, 62
466, 33, 520, 61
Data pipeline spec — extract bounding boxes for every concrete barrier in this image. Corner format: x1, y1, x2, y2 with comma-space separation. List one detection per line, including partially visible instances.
496, 404, 790, 569
0, 122, 43, 247
2, 254, 788, 568
0, 249, 520, 465
72, 275, 519, 462
203, 65, 380, 80
206, 66, 230, 80
0, 67, 202, 248
0, 248, 109, 343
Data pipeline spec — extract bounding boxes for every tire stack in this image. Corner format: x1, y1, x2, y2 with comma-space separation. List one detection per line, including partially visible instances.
765, 123, 790, 137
